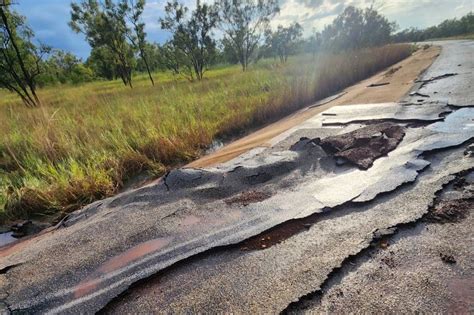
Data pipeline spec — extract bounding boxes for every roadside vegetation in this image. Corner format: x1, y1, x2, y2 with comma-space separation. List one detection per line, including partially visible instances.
4, 0, 464, 225
393, 12, 474, 43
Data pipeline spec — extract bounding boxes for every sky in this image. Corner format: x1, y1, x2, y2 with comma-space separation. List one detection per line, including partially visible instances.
13, 0, 474, 59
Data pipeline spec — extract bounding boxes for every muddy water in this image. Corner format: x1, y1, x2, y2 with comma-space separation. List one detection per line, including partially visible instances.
205, 139, 225, 154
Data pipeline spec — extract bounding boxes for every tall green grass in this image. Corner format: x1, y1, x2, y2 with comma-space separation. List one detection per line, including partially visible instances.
0, 44, 412, 223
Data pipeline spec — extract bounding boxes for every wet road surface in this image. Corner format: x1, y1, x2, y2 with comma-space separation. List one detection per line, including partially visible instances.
0, 40, 473, 314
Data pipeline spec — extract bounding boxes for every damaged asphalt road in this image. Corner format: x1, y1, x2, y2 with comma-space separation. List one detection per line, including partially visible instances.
1, 40, 473, 314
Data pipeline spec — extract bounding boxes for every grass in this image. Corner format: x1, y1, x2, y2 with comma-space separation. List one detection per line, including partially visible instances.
0, 44, 412, 224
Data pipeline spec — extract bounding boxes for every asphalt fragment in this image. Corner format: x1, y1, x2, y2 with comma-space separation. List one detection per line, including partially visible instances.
416, 73, 458, 88
317, 123, 405, 169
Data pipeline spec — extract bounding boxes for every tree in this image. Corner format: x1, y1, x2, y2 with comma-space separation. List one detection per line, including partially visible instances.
306, 30, 322, 57
70, 0, 135, 88
265, 22, 303, 63
159, 41, 194, 80
136, 42, 163, 72
122, 0, 155, 85
321, 6, 395, 51
393, 12, 474, 43
39, 50, 94, 85
0, 3, 49, 107
216, 0, 279, 71
86, 45, 117, 80
160, 0, 218, 81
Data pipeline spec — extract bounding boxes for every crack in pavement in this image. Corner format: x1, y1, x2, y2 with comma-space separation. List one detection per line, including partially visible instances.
415, 72, 458, 88
282, 168, 473, 314
101, 146, 473, 314
288, 170, 474, 313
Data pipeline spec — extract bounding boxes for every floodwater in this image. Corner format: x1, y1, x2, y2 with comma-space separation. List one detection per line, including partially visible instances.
0, 232, 16, 247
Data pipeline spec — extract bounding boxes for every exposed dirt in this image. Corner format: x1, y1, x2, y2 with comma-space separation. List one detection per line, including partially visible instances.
318, 123, 405, 169
440, 253, 457, 264
224, 190, 272, 206
187, 46, 441, 168
425, 199, 472, 224
240, 219, 313, 251
239, 210, 322, 251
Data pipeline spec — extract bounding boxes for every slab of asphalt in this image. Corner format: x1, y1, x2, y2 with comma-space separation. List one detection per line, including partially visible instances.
291, 172, 474, 314
0, 41, 472, 314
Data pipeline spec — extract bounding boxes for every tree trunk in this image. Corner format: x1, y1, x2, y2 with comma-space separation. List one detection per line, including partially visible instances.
140, 49, 154, 86
0, 7, 41, 107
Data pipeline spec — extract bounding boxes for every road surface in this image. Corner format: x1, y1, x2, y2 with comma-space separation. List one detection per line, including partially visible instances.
0, 40, 473, 314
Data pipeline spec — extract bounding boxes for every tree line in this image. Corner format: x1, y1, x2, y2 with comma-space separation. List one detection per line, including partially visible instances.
1, 0, 473, 107
393, 12, 474, 43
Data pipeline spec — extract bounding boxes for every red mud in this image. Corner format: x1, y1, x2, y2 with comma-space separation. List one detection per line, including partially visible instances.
74, 237, 173, 298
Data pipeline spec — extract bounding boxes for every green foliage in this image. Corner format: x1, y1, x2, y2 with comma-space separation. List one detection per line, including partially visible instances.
160, 0, 219, 80
0, 6, 49, 107
318, 6, 396, 51
122, 0, 155, 85
70, 0, 135, 87
86, 46, 117, 80
264, 22, 303, 62
37, 50, 95, 85
136, 43, 163, 72
393, 12, 474, 42
216, 0, 279, 71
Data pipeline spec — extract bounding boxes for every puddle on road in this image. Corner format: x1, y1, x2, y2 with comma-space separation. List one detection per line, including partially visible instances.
0, 232, 17, 247
205, 139, 225, 154
74, 237, 173, 298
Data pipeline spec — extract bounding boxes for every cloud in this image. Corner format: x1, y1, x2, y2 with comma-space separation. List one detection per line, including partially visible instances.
295, 0, 324, 7
272, 0, 472, 33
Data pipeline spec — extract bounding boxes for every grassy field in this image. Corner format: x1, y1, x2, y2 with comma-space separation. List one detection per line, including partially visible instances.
0, 44, 412, 224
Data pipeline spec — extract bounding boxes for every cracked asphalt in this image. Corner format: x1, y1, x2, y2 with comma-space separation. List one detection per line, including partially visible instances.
0, 40, 473, 314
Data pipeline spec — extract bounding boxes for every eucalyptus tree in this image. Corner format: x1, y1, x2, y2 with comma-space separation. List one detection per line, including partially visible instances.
265, 22, 303, 63
0, 1, 49, 107
160, 0, 219, 81
70, 0, 135, 87
122, 0, 155, 85
216, 0, 279, 71
321, 6, 396, 51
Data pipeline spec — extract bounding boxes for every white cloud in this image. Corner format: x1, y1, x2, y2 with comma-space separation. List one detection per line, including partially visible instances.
273, 0, 473, 33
